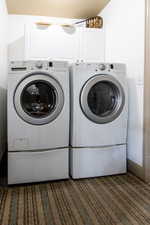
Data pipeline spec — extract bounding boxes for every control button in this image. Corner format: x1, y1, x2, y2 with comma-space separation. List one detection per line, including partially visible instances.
49, 62, 53, 67
36, 62, 43, 69
99, 64, 106, 71
110, 64, 114, 69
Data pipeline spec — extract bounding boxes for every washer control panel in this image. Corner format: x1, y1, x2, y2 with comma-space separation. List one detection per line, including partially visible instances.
9, 61, 68, 73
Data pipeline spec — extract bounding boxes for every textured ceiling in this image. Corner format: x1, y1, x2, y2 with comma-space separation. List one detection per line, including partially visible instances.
6, 0, 110, 18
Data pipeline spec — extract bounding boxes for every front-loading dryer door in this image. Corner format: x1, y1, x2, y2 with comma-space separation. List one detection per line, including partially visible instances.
80, 75, 125, 124
14, 72, 64, 125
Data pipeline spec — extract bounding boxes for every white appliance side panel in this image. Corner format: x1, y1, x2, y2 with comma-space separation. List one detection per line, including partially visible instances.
8, 148, 69, 184
70, 145, 126, 179
0, 87, 7, 161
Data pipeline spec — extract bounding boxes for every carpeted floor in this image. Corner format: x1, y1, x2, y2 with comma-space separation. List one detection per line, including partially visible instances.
0, 173, 150, 225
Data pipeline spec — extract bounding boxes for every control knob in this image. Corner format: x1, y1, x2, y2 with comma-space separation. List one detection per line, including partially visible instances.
36, 62, 43, 69
99, 64, 106, 71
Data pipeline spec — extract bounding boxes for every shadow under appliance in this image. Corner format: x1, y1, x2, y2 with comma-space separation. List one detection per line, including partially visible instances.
70, 63, 128, 179
8, 61, 70, 184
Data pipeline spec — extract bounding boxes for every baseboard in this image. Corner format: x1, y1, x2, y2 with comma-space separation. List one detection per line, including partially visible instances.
127, 159, 145, 181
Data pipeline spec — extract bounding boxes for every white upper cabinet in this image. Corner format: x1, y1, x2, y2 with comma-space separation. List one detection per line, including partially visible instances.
80, 28, 105, 62
8, 23, 105, 62
25, 24, 80, 61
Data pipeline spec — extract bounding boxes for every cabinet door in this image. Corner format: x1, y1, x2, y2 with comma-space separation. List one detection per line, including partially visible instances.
25, 24, 79, 61
80, 28, 105, 62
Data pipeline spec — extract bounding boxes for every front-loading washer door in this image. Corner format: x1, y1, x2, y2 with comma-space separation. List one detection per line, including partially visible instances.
80, 75, 125, 124
14, 72, 64, 125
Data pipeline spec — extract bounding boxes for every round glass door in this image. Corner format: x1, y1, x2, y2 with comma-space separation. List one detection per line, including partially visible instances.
14, 73, 64, 125
21, 81, 57, 118
80, 75, 125, 124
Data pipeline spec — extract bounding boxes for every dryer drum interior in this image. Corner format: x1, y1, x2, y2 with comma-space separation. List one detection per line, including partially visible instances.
80, 75, 125, 124
14, 73, 64, 125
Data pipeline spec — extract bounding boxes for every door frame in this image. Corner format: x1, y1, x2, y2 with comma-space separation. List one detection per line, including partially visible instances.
143, 0, 150, 182
128, 0, 150, 182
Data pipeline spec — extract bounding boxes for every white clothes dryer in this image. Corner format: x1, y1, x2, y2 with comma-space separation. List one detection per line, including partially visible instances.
8, 60, 70, 184
70, 63, 128, 179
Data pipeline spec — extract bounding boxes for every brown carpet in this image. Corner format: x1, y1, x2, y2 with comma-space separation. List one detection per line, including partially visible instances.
1, 173, 150, 225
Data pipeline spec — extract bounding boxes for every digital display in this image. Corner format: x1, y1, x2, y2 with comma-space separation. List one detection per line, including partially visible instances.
11, 67, 27, 71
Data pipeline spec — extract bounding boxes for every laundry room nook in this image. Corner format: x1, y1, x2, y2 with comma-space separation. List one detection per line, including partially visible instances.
0, 0, 150, 224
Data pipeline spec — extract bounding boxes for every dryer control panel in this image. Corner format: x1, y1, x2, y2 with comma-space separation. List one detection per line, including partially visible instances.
97, 63, 114, 71
75, 62, 126, 74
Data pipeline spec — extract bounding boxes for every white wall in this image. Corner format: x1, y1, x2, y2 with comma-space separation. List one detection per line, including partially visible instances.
0, 0, 8, 88
0, 0, 8, 161
100, 0, 145, 166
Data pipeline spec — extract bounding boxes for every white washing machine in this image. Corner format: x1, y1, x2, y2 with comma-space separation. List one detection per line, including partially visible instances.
70, 63, 128, 179
8, 60, 70, 184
